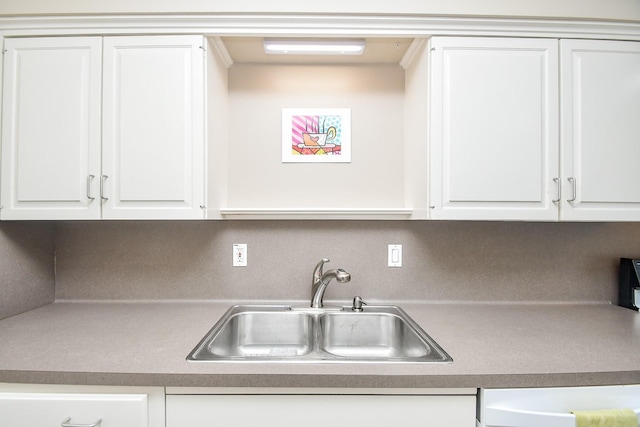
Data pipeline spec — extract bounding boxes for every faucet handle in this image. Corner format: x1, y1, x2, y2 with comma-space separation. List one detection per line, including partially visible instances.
313, 258, 330, 284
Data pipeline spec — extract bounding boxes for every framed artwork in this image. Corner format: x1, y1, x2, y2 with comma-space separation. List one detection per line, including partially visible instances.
282, 108, 351, 163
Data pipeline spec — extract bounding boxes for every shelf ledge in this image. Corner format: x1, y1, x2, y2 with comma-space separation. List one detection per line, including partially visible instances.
219, 208, 413, 220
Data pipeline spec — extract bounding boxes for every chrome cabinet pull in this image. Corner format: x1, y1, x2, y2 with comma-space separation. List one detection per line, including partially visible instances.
567, 177, 577, 203
552, 177, 560, 204
61, 417, 102, 427
100, 175, 108, 201
86, 175, 95, 200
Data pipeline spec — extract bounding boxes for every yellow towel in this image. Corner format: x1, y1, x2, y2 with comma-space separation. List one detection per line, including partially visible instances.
572, 408, 637, 427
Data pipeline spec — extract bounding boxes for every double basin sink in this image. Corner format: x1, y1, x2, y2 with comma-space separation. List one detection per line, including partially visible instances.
188, 304, 452, 363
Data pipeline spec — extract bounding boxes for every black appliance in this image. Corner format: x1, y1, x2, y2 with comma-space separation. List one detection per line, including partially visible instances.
619, 258, 640, 311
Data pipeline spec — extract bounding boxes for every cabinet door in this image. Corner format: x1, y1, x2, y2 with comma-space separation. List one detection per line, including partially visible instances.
0, 392, 149, 427
560, 40, 640, 221
429, 37, 559, 220
1, 37, 102, 220
102, 35, 205, 219
167, 394, 475, 427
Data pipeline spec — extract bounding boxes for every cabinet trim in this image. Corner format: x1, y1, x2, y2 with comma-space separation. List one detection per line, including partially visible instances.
220, 208, 413, 220
0, 15, 638, 40
166, 386, 476, 395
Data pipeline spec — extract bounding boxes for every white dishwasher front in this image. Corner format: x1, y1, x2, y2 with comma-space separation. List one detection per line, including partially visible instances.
477, 385, 640, 427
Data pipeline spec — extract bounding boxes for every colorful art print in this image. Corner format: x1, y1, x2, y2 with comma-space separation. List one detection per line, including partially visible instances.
282, 108, 351, 163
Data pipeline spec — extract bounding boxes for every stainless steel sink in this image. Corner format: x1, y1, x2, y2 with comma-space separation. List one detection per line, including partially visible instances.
188, 304, 452, 363
320, 309, 437, 360
206, 308, 314, 358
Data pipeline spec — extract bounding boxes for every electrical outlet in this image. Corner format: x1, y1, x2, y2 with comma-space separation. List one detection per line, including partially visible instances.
233, 243, 247, 267
388, 244, 402, 267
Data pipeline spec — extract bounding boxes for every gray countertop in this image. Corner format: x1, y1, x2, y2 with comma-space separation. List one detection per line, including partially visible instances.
0, 301, 638, 389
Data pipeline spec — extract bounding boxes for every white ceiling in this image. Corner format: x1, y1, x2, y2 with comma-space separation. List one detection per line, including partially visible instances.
220, 37, 414, 64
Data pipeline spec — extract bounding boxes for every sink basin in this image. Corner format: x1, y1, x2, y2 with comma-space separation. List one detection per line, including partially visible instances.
320, 310, 437, 360
198, 307, 314, 359
188, 304, 452, 363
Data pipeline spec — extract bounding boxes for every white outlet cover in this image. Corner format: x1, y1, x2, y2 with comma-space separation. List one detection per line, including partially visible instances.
388, 244, 402, 267
233, 243, 247, 267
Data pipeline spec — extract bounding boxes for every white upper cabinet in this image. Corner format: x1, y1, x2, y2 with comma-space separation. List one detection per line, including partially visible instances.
102, 36, 205, 219
428, 37, 559, 220
2, 30, 638, 222
1, 37, 102, 220
428, 36, 640, 222
1, 35, 205, 220
560, 39, 640, 221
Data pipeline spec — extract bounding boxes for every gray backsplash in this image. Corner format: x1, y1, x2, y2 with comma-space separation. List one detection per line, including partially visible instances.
52, 220, 640, 304
2, 219, 637, 319
0, 222, 55, 320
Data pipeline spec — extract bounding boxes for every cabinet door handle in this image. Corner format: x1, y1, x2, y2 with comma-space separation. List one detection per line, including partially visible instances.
61, 417, 102, 427
100, 175, 109, 201
87, 175, 95, 200
552, 178, 560, 204
567, 177, 577, 203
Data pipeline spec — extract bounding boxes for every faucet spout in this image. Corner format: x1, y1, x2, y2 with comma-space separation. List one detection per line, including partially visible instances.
311, 259, 351, 308
312, 258, 330, 285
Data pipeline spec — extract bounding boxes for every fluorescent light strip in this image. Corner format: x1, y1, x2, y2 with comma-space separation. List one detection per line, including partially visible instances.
264, 39, 365, 56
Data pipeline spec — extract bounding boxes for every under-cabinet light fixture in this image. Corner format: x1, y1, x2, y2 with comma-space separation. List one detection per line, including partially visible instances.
263, 39, 365, 55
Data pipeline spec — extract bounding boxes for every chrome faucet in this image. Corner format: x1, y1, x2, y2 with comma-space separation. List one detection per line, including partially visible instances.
311, 258, 351, 308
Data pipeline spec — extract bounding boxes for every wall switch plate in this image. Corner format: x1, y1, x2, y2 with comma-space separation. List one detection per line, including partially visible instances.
233, 243, 247, 267
388, 244, 402, 267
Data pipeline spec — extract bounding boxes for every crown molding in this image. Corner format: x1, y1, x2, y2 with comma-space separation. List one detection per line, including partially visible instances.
0, 14, 639, 40
400, 38, 429, 70
208, 36, 233, 68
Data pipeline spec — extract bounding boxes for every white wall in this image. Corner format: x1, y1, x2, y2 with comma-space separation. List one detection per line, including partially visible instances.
0, 0, 638, 22
227, 63, 405, 210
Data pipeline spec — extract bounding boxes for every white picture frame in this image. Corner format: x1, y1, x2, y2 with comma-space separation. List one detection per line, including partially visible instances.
281, 108, 351, 163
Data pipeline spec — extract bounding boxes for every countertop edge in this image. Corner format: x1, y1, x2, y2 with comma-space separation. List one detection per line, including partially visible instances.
2, 370, 639, 389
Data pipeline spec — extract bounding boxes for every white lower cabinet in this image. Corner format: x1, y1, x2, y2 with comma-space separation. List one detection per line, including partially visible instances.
166, 393, 476, 427
0, 384, 164, 427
